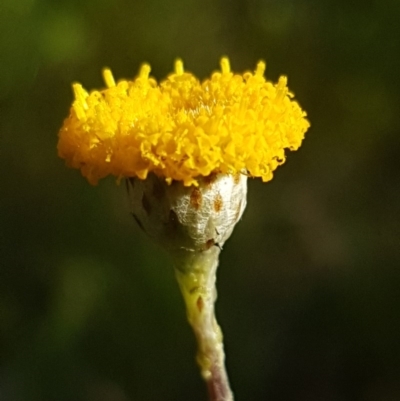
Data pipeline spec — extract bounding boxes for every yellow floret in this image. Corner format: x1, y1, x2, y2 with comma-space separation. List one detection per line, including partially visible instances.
58, 57, 310, 186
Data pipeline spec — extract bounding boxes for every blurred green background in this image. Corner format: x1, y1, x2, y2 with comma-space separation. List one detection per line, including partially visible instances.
1, 0, 400, 400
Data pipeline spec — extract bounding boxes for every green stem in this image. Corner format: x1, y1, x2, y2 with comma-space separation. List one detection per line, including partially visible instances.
173, 247, 234, 401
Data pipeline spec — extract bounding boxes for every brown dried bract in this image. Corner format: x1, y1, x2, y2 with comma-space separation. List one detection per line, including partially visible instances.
203, 173, 218, 187
233, 172, 241, 185
213, 193, 223, 213
190, 187, 202, 210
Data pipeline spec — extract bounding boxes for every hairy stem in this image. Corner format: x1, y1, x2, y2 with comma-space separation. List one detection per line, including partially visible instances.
174, 247, 234, 401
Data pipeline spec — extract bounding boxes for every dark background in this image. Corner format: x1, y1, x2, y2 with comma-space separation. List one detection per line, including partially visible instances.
1, 0, 400, 400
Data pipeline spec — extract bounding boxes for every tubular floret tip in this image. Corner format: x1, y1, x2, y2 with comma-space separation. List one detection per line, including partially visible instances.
102, 68, 116, 88
256, 61, 266, 76
139, 64, 151, 80
175, 59, 184, 75
220, 57, 231, 74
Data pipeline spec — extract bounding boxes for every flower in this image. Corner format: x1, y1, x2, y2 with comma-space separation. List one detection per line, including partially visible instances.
57, 57, 311, 398
58, 57, 310, 186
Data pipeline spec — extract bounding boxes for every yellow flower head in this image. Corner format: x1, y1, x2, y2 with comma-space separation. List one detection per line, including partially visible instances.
58, 57, 310, 186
